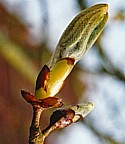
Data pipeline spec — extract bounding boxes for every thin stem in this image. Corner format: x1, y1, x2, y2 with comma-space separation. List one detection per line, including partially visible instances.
29, 106, 44, 144
42, 125, 57, 139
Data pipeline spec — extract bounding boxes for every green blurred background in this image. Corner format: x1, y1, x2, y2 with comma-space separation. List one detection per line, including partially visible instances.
0, 0, 125, 144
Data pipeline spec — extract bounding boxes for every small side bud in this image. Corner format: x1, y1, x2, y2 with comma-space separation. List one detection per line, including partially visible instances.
42, 102, 94, 134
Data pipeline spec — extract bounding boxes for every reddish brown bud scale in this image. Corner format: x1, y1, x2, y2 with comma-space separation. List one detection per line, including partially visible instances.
35, 65, 50, 91
64, 57, 75, 65
21, 90, 63, 108
42, 108, 75, 133
21, 90, 39, 105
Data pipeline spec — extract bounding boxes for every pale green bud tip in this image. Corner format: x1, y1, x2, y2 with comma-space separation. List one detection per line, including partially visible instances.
71, 102, 94, 116
71, 102, 94, 122
82, 102, 94, 116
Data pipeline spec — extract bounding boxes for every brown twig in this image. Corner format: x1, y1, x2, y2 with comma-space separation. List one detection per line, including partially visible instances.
29, 106, 44, 144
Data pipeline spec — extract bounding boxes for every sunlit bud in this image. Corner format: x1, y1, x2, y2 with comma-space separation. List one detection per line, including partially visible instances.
35, 4, 108, 99
48, 4, 108, 68
42, 102, 94, 133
